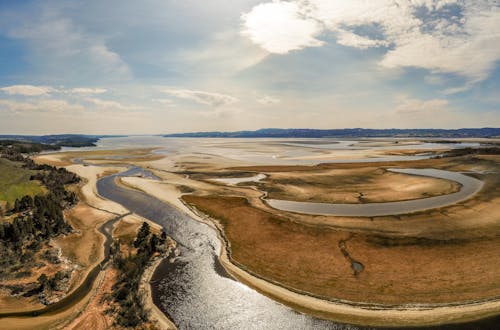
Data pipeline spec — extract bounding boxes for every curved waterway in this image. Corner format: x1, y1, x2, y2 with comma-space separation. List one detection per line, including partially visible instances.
266, 169, 483, 217
95, 167, 500, 330
97, 167, 358, 330
0, 212, 127, 318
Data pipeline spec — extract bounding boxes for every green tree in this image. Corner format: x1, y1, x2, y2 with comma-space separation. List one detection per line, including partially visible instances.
38, 273, 48, 290
160, 230, 167, 245
134, 222, 150, 248
149, 234, 159, 254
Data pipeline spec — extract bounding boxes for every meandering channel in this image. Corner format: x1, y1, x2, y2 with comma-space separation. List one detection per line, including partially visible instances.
266, 168, 483, 217
0, 212, 129, 318
96, 168, 354, 329
95, 166, 499, 330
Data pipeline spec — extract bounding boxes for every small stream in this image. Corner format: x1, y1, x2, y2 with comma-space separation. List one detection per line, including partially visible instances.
266, 168, 483, 217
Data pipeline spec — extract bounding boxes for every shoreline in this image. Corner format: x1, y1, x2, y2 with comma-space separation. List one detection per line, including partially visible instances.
262, 168, 483, 217
140, 257, 177, 330
0, 159, 123, 328
118, 174, 500, 327
187, 201, 500, 327
0, 155, 179, 329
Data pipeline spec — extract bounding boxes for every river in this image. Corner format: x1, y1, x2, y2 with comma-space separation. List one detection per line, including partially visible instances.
266, 168, 483, 217
89, 136, 497, 329
96, 166, 500, 330
97, 167, 361, 329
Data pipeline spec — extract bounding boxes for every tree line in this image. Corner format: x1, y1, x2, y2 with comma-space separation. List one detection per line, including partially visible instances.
107, 222, 168, 327
0, 144, 79, 284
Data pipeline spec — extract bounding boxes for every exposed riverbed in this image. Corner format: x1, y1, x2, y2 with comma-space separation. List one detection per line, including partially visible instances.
266, 168, 483, 217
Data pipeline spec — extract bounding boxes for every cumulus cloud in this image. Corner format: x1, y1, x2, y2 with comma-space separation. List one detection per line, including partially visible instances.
163, 88, 238, 107
257, 96, 281, 105
0, 85, 54, 96
241, 0, 500, 86
395, 96, 449, 115
69, 88, 107, 94
241, 1, 324, 54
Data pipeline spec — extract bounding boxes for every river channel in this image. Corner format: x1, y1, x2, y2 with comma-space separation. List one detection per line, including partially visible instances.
97, 167, 359, 330
266, 168, 483, 217
90, 136, 497, 329
95, 167, 500, 330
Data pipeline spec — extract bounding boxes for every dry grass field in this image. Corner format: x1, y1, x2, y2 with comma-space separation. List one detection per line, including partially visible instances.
183, 194, 500, 305
179, 154, 500, 309
252, 167, 460, 203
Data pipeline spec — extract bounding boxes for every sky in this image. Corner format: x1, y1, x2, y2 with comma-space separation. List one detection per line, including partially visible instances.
0, 0, 499, 134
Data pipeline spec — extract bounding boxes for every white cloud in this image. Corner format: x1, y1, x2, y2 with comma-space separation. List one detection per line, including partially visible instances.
163, 88, 238, 107
379, 6, 500, 84
241, 0, 500, 86
85, 98, 136, 110
257, 95, 281, 105
241, 1, 324, 54
0, 99, 84, 112
70, 88, 107, 94
196, 107, 242, 118
6, 11, 130, 81
442, 84, 474, 95
336, 30, 389, 49
395, 96, 449, 115
152, 98, 174, 104
0, 85, 54, 96
152, 98, 177, 108
180, 30, 268, 74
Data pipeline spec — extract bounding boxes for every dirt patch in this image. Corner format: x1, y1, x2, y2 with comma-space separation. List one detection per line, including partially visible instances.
57, 205, 111, 267
65, 268, 116, 330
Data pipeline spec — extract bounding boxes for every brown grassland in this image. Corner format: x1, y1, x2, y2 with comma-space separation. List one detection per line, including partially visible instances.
183, 194, 500, 305
182, 155, 500, 307
250, 167, 460, 203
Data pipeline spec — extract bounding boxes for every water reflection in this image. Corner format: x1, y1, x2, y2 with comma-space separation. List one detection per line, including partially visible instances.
97, 169, 362, 330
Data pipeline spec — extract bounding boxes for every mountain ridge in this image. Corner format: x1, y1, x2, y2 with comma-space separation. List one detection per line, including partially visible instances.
163, 128, 500, 138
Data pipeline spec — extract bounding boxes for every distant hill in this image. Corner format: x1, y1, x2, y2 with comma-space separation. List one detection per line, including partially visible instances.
163, 128, 500, 138
0, 134, 123, 147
